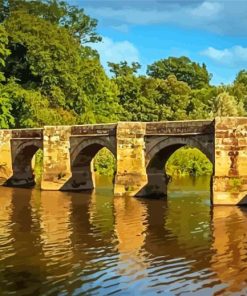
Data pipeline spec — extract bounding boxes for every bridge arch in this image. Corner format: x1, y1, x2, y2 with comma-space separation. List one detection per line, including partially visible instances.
71, 137, 116, 166
140, 136, 213, 197
146, 136, 213, 168
63, 137, 116, 191
8, 139, 43, 187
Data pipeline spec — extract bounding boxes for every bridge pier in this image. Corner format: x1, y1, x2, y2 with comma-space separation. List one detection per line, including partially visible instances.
41, 126, 72, 190
213, 117, 247, 205
136, 171, 168, 197
114, 122, 148, 196
61, 164, 95, 191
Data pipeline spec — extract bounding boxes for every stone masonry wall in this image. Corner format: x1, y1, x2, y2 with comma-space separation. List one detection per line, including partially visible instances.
213, 117, 247, 205
41, 126, 72, 190
114, 122, 147, 196
0, 130, 12, 185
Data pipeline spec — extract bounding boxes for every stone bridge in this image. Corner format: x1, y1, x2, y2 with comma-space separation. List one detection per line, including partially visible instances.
0, 117, 247, 205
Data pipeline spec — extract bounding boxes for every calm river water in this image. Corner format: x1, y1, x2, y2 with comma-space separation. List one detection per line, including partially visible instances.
0, 176, 247, 295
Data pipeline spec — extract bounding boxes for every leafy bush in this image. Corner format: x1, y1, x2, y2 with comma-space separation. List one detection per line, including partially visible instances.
166, 147, 212, 177
93, 148, 116, 176
33, 149, 43, 187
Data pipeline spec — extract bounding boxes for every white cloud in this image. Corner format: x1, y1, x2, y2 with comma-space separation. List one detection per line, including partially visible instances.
90, 36, 140, 70
81, 0, 247, 36
201, 46, 247, 67
190, 1, 221, 18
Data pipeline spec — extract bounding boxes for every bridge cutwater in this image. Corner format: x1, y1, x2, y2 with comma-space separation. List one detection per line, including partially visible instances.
0, 117, 246, 205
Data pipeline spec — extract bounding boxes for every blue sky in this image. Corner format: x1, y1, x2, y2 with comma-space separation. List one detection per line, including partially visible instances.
71, 0, 247, 85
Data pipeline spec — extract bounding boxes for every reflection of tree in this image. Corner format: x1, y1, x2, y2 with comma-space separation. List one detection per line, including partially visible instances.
141, 183, 212, 265
89, 189, 115, 235
0, 188, 45, 295
211, 206, 247, 294
165, 194, 212, 254
142, 194, 213, 294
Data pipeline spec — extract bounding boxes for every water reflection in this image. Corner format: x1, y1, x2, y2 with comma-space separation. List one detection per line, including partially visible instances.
0, 188, 46, 295
0, 177, 247, 295
0, 187, 13, 261
114, 196, 148, 282
211, 206, 247, 294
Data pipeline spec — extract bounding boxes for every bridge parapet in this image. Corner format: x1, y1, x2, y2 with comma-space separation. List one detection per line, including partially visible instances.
11, 128, 43, 139
146, 120, 214, 135
71, 123, 116, 136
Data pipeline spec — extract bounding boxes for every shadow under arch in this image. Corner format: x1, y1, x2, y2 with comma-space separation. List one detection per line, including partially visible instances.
137, 136, 213, 198
61, 137, 116, 191
6, 140, 43, 187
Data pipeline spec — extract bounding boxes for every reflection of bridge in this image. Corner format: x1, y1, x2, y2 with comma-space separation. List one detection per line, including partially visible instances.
1, 187, 247, 294
0, 117, 246, 205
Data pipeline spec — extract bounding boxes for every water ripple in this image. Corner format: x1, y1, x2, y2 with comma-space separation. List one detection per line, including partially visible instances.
0, 177, 247, 295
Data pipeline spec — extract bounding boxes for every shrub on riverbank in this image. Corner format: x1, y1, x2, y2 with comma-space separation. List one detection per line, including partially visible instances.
93, 148, 116, 176
166, 147, 212, 176
33, 149, 43, 186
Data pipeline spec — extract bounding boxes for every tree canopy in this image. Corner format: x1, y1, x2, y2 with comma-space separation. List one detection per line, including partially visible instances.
147, 56, 212, 89
0, 0, 123, 127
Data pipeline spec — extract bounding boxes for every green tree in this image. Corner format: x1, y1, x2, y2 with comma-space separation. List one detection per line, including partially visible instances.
0, 24, 10, 81
230, 70, 247, 111
79, 59, 123, 124
156, 74, 191, 120
109, 62, 192, 121
1, 0, 122, 126
1, 0, 101, 43
187, 87, 217, 119
108, 62, 162, 121
109, 61, 141, 77
1, 79, 77, 127
213, 91, 245, 117
147, 56, 211, 89
0, 85, 14, 128
234, 70, 247, 85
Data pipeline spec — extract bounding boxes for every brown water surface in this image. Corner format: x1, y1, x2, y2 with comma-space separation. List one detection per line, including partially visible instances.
0, 176, 247, 295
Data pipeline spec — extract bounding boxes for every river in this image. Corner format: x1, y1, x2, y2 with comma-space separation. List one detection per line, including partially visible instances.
0, 175, 247, 295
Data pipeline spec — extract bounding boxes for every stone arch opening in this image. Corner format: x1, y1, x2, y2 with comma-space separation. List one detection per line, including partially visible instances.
93, 147, 116, 189
8, 141, 43, 187
66, 138, 116, 191
141, 137, 213, 197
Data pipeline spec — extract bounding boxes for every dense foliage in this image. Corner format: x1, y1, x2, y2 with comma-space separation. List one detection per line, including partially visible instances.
166, 147, 213, 177
1, 0, 247, 178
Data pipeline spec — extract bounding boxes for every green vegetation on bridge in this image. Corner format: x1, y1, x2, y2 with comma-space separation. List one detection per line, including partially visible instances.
0, 1, 246, 178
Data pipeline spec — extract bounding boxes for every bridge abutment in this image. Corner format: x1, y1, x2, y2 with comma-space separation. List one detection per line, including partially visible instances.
213, 117, 247, 205
114, 122, 148, 196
